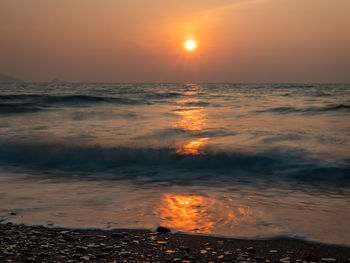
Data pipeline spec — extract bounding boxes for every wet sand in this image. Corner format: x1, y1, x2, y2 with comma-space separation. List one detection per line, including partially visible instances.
1, 223, 350, 262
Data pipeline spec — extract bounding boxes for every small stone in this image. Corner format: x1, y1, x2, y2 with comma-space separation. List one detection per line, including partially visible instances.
179, 246, 191, 252
75, 246, 88, 253
247, 247, 255, 253
31, 230, 41, 236
157, 240, 167, 244
111, 233, 125, 238
305, 255, 318, 262
39, 252, 48, 257
81, 256, 90, 261
120, 251, 131, 256
96, 253, 108, 259
200, 250, 208, 254
321, 258, 337, 263
64, 235, 74, 241
217, 255, 224, 259
157, 226, 171, 234
166, 250, 176, 254
279, 257, 291, 263
269, 250, 279, 253
102, 246, 113, 252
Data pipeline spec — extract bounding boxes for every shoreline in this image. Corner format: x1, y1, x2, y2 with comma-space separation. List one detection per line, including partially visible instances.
1, 223, 350, 262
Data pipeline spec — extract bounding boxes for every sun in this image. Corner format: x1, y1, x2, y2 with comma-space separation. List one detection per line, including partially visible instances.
184, 39, 197, 52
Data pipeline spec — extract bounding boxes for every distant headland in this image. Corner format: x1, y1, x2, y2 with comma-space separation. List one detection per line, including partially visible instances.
0, 74, 24, 83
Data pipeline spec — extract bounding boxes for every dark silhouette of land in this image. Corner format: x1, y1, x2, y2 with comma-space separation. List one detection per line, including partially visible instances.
0, 74, 24, 83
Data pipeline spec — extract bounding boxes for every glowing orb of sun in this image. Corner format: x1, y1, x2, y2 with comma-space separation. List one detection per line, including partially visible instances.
184, 39, 197, 52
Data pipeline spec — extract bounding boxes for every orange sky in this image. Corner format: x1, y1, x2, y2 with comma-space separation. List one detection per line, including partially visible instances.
1, 0, 349, 82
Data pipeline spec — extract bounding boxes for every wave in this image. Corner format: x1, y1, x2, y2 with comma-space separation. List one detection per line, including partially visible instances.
133, 128, 236, 140
0, 142, 349, 186
0, 103, 46, 113
258, 104, 350, 114
0, 94, 148, 108
145, 92, 182, 99
181, 100, 210, 107
326, 104, 350, 110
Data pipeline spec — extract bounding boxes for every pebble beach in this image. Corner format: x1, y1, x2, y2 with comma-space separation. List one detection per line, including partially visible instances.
1, 223, 350, 263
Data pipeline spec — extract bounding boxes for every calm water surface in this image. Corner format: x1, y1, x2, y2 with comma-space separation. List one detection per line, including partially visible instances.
0, 83, 349, 245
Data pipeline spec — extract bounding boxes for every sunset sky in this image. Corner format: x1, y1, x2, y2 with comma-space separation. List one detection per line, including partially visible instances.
1, 0, 349, 82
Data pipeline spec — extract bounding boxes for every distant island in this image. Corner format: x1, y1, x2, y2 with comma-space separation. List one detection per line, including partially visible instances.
0, 73, 24, 83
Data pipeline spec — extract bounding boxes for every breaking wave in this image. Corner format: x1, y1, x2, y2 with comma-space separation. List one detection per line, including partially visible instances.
0, 142, 349, 186
0, 94, 149, 109
0, 103, 46, 113
258, 104, 350, 114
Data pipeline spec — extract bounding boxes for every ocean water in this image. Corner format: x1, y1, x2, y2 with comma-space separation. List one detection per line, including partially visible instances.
0, 83, 349, 245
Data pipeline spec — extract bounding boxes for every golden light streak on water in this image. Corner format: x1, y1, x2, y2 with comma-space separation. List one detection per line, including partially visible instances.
174, 107, 206, 131
176, 137, 209, 155
174, 95, 209, 154
156, 193, 254, 234
156, 194, 215, 233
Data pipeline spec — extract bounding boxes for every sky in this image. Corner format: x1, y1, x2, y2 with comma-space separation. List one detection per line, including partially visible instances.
1, 0, 349, 82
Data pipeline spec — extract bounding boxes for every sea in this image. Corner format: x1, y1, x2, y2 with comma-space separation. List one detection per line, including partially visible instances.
0, 83, 349, 245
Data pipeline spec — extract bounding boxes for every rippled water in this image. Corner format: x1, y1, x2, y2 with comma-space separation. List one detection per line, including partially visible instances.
0, 83, 349, 245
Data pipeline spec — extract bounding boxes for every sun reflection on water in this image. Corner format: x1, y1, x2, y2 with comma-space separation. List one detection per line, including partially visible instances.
174, 89, 209, 154
156, 194, 254, 234
176, 137, 209, 155
174, 107, 206, 131
156, 194, 215, 233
